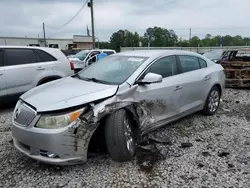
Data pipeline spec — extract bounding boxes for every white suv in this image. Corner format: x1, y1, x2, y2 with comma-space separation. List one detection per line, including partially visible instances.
0, 46, 74, 98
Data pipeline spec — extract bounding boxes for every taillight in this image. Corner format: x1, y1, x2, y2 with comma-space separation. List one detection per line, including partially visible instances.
70, 61, 74, 70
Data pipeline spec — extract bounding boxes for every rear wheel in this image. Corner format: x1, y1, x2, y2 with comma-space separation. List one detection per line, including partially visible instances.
202, 86, 221, 115
105, 109, 136, 161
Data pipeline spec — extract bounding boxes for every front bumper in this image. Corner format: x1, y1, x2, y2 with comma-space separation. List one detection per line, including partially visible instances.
12, 119, 95, 165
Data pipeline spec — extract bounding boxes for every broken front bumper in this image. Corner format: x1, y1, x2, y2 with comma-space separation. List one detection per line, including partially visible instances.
12, 119, 95, 165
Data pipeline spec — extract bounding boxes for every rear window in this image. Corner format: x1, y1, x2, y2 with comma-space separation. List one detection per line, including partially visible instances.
4, 49, 37, 66
0, 50, 3, 67
179, 55, 200, 73
34, 49, 57, 62
104, 51, 115, 55
199, 58, 207, 68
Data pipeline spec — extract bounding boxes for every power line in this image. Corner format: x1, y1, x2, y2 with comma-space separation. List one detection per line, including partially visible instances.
46, 0, 88, 29
172, 26, 250, 31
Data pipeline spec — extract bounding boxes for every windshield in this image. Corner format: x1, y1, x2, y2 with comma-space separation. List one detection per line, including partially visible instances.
71, 50, 89, 61
77, 55, 148, 85
203, 50, 224, 60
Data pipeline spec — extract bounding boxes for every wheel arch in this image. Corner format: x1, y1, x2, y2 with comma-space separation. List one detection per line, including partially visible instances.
87, 104, 141, 157
37, 75, 62, 86
211, 83, 222, 96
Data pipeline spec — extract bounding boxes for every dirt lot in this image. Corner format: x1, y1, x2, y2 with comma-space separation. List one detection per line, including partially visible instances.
1, 89, 250, 188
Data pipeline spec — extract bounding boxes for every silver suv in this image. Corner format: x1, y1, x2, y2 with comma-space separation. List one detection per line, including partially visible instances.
0, 46, 74, 98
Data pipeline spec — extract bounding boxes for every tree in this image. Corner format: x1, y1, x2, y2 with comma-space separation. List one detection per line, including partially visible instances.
110, 30, 141, 52
97, 42, 111, 49
108, 28, 249, 49
143, 26, 178, 47
190, 36, 200, 47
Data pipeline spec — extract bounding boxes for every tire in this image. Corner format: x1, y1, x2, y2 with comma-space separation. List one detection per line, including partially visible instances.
202, 86, 221, 115
105, 109, 136, 161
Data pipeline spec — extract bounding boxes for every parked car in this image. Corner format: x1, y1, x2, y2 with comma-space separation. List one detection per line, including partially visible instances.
204, 48, 250, 88
68, 49, 116, 72
203, 49, 224, 63
12, 50, 225, 165
0, 46, 74, 99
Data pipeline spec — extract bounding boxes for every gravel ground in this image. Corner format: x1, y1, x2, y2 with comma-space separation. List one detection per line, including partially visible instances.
1, 89, 250, 188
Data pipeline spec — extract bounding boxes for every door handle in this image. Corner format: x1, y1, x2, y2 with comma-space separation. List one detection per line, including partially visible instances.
0, 73, 3, 76
174, 85, 183, 91
204, 76, 211, 81
36, 67, 45, 71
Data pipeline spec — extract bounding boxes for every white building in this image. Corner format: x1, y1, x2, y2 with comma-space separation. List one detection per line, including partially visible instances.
0, 35, 93, 50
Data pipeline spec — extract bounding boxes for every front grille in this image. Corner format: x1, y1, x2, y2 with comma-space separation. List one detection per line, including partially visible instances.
14, 101, 36, 126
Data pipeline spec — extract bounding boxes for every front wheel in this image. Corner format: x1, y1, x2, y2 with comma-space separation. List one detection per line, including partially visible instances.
105, 109, 136, 161
202, 86, 221, 115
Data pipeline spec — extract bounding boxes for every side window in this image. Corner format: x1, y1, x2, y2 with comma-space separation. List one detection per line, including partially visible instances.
179, 55, 200, 73
4, 49, 37, 66
199, 58, 207, 68
145, 56, 178, 79
0, 50, 3, 67
34, 49, 56, 62
104, 51, 114, 55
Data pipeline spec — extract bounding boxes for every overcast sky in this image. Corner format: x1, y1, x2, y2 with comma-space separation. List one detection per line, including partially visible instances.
0, 0, 250, 41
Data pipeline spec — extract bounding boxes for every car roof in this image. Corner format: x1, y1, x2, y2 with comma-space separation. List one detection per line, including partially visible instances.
115, 50, 202, 58
93, 49, 116, 52
0, 45, 61, 53
0, 45, 51, 50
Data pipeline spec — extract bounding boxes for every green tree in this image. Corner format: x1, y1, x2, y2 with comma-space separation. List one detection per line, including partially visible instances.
110, 30, 141, 52
190, 36, 200, 47
96, 42, 111, 49
109, 28, 249, 49
143, 26, 178, 47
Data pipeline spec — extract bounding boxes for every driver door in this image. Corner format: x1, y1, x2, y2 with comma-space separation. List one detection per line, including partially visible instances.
86, 51, 100, 66
134, 56, 182, 128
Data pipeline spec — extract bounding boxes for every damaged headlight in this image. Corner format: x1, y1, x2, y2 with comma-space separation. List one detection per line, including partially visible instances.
36, 108, 86, 129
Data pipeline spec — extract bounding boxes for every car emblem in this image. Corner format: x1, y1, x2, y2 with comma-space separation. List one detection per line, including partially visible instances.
14, 108, 21, 120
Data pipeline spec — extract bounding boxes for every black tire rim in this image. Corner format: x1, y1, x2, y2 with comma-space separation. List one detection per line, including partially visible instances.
124, 116, 134, 153
208, 89, 220, 112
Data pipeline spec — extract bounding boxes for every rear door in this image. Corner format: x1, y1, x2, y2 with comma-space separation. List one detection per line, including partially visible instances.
4, 48, 39, 95
176, 55, 206, 113
34, 49, 57, 73
0, 49, 6, 97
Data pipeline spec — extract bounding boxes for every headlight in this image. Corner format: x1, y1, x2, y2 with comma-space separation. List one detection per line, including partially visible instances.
36, 108, 86, 129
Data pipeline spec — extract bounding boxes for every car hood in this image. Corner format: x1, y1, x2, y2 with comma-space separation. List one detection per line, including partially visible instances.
20, 77, 118, 112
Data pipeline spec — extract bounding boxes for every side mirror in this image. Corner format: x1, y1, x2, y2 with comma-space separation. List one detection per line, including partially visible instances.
137, 73, 162, 85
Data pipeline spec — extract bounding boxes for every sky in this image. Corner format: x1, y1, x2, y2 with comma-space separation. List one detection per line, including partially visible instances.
0, 0, 250, 41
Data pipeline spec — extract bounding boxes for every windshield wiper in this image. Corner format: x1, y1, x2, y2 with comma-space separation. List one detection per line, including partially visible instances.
82, 77, 111, 84
73, 74, 83, 80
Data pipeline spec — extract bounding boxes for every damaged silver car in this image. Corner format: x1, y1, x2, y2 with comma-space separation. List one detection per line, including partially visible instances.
12, 50, 225, 165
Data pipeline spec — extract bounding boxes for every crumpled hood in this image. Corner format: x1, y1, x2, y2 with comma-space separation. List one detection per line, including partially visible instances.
20, 77, 118, 112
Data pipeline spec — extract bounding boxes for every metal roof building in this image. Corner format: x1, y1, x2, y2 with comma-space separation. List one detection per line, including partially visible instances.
0, 35, 93, 50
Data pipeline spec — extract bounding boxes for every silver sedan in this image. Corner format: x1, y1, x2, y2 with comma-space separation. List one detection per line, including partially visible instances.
12, 50, 225, 165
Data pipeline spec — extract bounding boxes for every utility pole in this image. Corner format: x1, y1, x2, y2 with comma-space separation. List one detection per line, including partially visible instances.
43, 22, 47, 47
189, 28, 192, 41
88, 0, 95, 49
